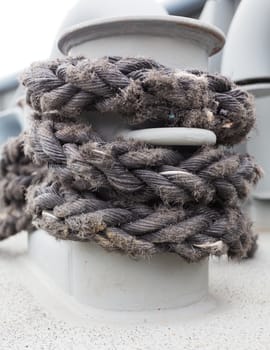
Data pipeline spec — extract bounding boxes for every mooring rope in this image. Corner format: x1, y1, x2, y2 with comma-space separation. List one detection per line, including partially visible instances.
0, 56, 262, 262
22, 56, 255, 145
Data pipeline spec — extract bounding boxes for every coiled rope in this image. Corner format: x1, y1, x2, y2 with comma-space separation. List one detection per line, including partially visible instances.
0, 56, 262, 262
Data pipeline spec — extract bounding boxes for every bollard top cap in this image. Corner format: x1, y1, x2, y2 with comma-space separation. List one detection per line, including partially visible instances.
58, 15, 225, 57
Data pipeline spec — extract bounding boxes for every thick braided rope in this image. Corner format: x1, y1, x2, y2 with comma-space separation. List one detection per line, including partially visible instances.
0, 132, 259, 261
0, 56, 261, 262
23, 122, 261, 261
29, 181, 257, 262
0, 134, 44, 239
21, 56, 255, 145
26, 120, 261, 207
22, 114, 261, 260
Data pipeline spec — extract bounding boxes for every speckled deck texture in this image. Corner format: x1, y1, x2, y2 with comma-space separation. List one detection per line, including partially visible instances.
0, 232, 269, 350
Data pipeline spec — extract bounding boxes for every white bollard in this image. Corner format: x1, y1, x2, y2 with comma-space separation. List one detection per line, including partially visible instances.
221, 0, 270, 83
221, 0, 270, 229
200, 0, 240, 73
28, 14, 224, 312
245, 84, 270, 230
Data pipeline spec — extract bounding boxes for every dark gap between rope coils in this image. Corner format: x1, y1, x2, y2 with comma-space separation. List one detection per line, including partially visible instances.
0, 56, 262, 262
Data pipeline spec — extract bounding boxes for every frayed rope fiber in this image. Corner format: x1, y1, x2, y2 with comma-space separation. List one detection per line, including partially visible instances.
0, 56, 262, 262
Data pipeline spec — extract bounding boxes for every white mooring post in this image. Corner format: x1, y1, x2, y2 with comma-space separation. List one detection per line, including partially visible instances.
200, 0, 240, 73
221, 0, 270, 230
28, 2, 224, 314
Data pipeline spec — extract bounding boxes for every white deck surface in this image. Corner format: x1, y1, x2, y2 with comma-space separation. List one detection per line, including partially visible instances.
0, 232, 269, 350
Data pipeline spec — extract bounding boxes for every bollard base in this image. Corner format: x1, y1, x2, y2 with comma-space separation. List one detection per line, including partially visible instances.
28, 230, 209, 312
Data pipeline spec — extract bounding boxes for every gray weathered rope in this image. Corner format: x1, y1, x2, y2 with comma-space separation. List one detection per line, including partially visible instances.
22, 56, 255, 145
0, 56, 262, 262
0, 134, 44, 239
0, 134, 260, 261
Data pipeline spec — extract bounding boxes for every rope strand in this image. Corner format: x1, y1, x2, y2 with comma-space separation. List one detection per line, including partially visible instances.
21, 56, 255, 145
